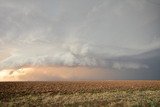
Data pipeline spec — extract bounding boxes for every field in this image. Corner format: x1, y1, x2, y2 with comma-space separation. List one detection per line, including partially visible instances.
0, 81, 160, 107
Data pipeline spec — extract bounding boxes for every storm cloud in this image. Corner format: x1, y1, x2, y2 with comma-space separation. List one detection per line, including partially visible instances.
0, 0, 160, 80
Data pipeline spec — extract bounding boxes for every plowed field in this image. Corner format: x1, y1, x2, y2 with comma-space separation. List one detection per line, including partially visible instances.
0, 81, 160, 107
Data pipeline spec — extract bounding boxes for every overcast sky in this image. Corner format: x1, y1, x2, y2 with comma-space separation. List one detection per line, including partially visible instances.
0, 0, 160, 81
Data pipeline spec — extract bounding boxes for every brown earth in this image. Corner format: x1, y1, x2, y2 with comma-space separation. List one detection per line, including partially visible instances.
0, 80, 160, 100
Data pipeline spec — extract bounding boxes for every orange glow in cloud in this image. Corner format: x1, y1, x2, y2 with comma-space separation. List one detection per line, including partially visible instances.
0, 68, 32, 81
0, 66, 111, 81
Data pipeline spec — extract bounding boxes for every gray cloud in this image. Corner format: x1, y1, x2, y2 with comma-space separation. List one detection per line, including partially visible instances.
0, 0, 160, 79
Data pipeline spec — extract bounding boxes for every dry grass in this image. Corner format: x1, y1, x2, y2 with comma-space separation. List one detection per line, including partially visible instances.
0, 80, 160, 107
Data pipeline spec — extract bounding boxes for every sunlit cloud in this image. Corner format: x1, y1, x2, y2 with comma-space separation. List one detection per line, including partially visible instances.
0, 67, 110, 81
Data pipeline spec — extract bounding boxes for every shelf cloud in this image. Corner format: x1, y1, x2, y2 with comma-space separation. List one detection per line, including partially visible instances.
0, 0, 160, 80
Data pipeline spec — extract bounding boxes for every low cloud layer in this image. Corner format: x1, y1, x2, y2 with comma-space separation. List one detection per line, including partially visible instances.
0, 0, 160, 80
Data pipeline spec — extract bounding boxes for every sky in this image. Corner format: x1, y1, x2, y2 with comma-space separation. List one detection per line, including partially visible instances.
0, 0, 160, 81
